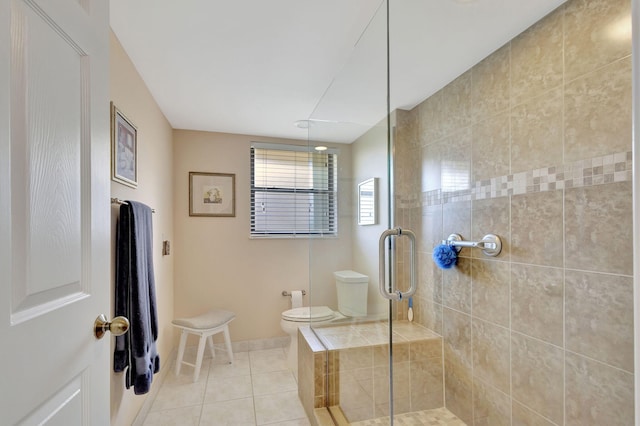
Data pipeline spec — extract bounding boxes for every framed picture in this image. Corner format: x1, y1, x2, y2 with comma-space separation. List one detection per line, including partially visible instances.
111, 102, 137, 188
189, 172, 236, 217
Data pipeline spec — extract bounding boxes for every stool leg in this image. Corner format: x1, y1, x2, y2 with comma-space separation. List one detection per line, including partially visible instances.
207, 335, 216, 359
175, 329, 188, 376
193, 333, 207, 382
223, 324, 234, 364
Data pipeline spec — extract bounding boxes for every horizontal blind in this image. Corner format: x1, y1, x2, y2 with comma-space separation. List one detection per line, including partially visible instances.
251, 144, 337, 236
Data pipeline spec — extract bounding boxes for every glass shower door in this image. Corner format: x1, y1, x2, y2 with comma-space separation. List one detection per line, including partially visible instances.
306, 1, 418, 424
304, 0, 632, 424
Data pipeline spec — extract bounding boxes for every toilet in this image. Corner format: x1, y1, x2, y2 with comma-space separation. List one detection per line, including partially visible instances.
280, 270, 369, 372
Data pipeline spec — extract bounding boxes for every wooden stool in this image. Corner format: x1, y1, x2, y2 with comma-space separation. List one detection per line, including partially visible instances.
172, 309, 235, 382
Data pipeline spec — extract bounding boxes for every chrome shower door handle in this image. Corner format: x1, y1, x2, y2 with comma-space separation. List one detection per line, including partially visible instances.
378, 227, 417, 301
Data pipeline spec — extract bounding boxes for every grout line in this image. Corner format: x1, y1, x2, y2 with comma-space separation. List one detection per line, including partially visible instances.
196, 358, 210, 426
512, 396, 562, 426
564, 348, 635, 376
468, 193, 475, 426
248, 350, 258, 426
561, 15, 567, 412
507, 192, 513, 426
562, 262, 567, 426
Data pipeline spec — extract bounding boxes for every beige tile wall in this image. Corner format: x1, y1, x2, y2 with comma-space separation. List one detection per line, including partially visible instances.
298, 326, 332, 426
300, 322, 446, 423
394, 0, 634, 424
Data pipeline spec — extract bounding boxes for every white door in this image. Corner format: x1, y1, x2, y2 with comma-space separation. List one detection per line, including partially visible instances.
0, 0, 110, 424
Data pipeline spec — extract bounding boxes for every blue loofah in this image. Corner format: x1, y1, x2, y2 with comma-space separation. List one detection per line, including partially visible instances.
432, 244, 458, 269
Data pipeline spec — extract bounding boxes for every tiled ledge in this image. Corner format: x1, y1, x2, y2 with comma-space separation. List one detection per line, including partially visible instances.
313, 320, 441, 350
298, 321, 445, 425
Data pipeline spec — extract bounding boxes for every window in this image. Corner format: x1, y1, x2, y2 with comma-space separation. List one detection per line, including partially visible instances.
441, 160, 470, 192
250, 143, 337, 237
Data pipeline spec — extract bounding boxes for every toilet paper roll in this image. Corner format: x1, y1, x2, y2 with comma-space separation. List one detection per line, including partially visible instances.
291, 290, 303, 308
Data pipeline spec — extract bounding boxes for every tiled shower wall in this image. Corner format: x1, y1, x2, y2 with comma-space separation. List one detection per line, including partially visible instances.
393, 0, 634, 424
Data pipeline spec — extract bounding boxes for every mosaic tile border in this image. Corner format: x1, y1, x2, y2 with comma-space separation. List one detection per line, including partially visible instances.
398, 151, 632, 208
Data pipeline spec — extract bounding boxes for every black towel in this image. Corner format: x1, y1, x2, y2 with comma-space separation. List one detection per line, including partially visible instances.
113, 200, 160, 395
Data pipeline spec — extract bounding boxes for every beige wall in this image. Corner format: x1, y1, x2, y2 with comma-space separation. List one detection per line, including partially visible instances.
108, 28, 355, 422
173, 130, 353, 342
109, 31, 175, 426
394, 0, 634, 424
350, 121, 392, 316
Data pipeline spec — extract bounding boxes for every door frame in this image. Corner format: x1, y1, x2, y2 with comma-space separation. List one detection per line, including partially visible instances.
632, 0, 639, 423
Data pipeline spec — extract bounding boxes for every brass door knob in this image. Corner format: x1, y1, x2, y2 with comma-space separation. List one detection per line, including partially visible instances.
94, 314, 130, 339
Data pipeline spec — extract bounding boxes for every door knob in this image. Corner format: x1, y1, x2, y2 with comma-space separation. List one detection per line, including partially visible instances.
94, 314, 130, 339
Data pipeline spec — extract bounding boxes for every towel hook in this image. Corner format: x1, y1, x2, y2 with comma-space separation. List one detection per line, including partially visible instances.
444, 233, 502, 257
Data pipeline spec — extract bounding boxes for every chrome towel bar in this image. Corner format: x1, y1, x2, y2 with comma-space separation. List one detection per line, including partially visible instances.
111, 197, 156, 213
443, 233, 502, 257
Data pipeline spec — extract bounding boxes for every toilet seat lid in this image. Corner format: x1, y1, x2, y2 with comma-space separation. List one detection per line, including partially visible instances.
282, 306, 334, 322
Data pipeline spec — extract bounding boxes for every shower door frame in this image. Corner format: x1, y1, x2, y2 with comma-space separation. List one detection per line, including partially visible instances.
632, 0, 639, 423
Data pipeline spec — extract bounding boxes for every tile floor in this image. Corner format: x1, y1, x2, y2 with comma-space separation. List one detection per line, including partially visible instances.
142, 343, 466, 426
142, 347, 310, 426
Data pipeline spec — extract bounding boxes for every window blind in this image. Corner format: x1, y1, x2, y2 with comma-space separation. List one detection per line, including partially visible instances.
250, 143, 337, 236
441, 160, 470, 192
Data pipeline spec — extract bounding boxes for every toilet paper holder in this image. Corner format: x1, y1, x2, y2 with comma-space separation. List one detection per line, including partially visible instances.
282, 290, 306, 297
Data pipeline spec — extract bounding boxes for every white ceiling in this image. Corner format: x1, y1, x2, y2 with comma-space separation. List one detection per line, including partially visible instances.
109, 0, 567, 143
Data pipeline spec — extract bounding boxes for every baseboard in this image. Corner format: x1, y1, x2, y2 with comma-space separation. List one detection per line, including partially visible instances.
130, 336, 289, 424
235, 335, 290, 352
179, 335, 289, 357
131, 347, 176, 426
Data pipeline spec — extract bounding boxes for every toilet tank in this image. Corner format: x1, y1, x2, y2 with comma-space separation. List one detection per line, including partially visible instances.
334, 270, 368, 317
